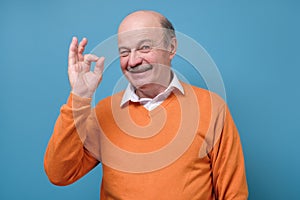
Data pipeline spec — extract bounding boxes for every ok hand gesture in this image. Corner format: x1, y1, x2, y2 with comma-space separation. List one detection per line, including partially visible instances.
68, 37, 105, 98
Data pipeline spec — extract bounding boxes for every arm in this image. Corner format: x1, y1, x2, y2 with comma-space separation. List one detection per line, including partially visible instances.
44, 37, 105, 185
210, 106, 248, 200
44, 94, 99, 185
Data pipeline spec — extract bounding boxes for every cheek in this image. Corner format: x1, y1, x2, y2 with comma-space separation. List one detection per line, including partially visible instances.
119, 57, 128, 71
141, 54, 158, 65
149, 51, 169, 65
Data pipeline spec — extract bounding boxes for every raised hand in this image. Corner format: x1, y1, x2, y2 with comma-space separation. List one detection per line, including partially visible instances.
68, 37, 105, 98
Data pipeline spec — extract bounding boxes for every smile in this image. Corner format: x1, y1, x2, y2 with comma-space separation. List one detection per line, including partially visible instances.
127, 65, 153, 73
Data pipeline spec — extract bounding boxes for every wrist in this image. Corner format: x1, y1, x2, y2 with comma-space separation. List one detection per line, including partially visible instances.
71, 88, 94, 99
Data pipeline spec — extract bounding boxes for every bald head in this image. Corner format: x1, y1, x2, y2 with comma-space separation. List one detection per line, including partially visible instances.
118, 10, 175, 47
119, 11, 164, 33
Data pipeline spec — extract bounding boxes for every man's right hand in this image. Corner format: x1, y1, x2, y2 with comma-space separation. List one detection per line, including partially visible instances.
68, 37, 105, 98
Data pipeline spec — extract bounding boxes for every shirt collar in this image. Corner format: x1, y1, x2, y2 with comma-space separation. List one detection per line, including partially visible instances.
120, 71, 184, 107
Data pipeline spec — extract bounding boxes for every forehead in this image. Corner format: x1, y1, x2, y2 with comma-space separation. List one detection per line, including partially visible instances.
118, 28, 165, 48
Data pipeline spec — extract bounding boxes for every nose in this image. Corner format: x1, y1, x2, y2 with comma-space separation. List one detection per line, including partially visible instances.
128, 50, 142, 67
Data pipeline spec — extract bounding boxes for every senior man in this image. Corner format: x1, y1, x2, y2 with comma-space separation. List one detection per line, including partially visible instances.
44, 10, 248, 199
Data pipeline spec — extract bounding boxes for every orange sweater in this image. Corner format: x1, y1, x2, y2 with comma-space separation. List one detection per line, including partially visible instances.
44, 82, 248, 199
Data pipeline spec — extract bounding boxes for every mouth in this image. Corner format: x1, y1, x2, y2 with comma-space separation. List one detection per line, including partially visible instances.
127, 65, 153, 73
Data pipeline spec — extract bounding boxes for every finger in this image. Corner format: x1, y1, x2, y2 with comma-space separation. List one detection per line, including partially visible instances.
78, 37, 88, 61
68, 36, 78, 66
94, 57, 105, 77
84, 54, 99, 64
82, 54, 99, 72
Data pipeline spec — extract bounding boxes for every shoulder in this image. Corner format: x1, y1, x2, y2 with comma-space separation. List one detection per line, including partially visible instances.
181, 82, 226, 109
95, 90, 125, 110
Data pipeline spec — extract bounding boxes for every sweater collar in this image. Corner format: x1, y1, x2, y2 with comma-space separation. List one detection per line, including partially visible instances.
120, 71, 184, 107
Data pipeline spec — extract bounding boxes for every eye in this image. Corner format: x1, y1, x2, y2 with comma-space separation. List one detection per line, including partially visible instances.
138, 45, 151, 53
119, 50, 130, 57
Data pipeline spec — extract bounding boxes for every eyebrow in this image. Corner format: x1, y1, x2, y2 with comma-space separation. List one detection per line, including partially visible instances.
118, 39, 153, 51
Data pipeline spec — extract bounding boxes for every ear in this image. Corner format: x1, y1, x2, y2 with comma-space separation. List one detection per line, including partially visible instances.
169, 37, 177, 59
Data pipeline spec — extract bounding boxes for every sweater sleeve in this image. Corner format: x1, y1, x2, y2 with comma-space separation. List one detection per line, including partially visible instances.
210, 105, 248, 200
44, 93, 99, 186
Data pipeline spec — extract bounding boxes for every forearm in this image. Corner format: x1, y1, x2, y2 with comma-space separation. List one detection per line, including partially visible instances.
44, 94, 99, 186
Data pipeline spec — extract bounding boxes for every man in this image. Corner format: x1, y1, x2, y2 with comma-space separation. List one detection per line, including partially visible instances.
44, 10, 248, 199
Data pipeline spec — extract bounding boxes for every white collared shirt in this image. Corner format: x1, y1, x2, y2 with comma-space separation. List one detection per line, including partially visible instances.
120, 72, 184, 111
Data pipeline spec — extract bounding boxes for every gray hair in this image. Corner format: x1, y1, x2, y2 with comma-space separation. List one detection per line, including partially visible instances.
160, 16, 176, 47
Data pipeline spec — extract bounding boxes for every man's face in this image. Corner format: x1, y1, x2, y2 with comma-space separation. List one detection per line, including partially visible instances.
118, 28, 173, 90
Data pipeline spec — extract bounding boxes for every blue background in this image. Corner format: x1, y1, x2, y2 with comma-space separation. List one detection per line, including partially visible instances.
1, 0, 299, 199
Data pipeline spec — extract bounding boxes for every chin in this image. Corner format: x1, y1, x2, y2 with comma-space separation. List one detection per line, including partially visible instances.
131, 81, 148, 90
130, 79, 152, 89
127, 75, 152, 88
